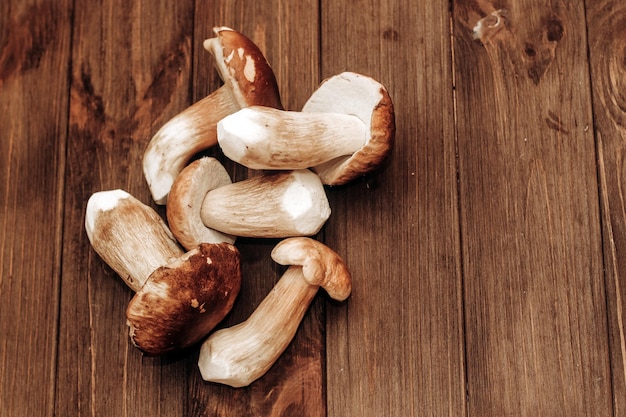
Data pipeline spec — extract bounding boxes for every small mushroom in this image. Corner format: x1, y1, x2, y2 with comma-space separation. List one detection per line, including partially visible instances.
198, 237, 352, 387
217, 71, 395, 185
166, 157, 331, 247
85, 189, 241, 355
166, 157, 236, 250
143, 26, 283, 205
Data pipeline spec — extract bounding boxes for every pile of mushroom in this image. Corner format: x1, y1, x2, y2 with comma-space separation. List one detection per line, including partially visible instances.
85, 26, 395, 387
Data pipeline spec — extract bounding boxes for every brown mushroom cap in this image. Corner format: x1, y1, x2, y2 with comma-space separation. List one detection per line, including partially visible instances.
126, 242, 241, 355
302, 72, 395, 186
205, 27, 283, 110
270, 237, 352, 301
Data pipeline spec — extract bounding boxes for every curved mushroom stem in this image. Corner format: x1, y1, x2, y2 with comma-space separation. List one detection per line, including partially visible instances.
217, 106, 368, 170
143, 85, 240, 205
198, 237, 351, 387
199, 169, 331, 238
198, 265, 317, 387
85, 189, 183, 291
143, 26, 283, 205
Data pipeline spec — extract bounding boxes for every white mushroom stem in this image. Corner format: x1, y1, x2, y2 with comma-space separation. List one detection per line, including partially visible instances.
143, 86, 240, 205
199, 169, 331, 238
198, 237, 352, 387
217, 106, 368, 170
85, 189, 183, 292
198, 265, 317, 387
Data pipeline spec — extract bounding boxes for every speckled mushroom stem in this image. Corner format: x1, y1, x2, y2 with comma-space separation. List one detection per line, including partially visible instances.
199, 169, 331, 238
142, 86, 240, 205
217, 106, 368, 170
198, 237, 352, 387
85, 189, 183, 292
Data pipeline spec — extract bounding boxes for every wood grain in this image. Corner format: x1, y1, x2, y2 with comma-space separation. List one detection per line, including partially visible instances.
55, 0, 195, 415
1, 0, 625, 415
0, 1, 72, 415
453, 0, 612, 415
320, 1, 465, 416
588, 0, 626, 415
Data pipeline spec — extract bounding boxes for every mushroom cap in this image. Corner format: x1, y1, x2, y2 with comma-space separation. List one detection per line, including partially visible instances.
167, 157, 236, 250
126, 242, 241, 355
302, 72, 395, 185
204, 27, 283, 111
271, 237, 352, 301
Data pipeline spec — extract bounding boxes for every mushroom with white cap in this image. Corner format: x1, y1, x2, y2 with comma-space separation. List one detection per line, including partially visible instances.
85, 189, 241, 355
197, 237, 352, 387
166, 157, 331, 248
143, 26, 283, 205
217, 71, 395, 185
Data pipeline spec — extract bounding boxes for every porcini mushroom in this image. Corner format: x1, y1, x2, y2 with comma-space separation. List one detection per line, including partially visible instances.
217, 71, 395, 185
198, 237, 352, 387
85, 189, 241, 355
143, 26, 283, 204
166, 157, 331, 246
166, 157, 236, 250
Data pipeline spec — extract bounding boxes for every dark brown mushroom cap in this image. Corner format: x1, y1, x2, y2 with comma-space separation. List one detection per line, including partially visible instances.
126, 242, 241, 355
302, 72, 395, 186
205, 27, 283, 111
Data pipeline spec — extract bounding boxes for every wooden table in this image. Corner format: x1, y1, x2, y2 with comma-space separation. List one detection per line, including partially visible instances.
1, 0, 624, 415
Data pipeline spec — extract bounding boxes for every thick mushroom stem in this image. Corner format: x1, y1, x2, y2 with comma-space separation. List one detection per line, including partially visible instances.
85, 189, 183, 292
198, 266, 317, 387
143, 86, 240, 205
198, 237, 352, 387
217, 106, 368, 170
199, 169, 331, 238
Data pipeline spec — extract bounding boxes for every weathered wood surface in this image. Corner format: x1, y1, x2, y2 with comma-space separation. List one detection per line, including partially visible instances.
588, 0, 626, 415
1, 1, 72, 415
1, 0, 624, 416
453, 0, 612, 415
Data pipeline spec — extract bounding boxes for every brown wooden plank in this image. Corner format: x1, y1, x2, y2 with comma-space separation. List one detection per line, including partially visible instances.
453, 1, 612, 415
587, 0, 626, 415
0, 1, 72, 415
55, 1, 195, 415
188, 2, 325, 416
319, 1, 465, 416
